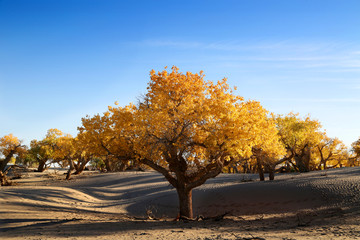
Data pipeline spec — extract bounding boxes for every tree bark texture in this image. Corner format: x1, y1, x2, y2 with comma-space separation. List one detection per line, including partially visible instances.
177, 188, 193, 219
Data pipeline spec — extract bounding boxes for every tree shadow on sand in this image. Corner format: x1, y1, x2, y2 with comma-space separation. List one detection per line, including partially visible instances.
1, 206, 358, 239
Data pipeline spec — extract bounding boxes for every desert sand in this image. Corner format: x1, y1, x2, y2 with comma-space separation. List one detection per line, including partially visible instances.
1, 167, 360, 239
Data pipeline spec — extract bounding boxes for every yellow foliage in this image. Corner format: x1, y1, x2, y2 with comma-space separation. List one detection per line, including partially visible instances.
352, 138, 360, 157
275, 113, 322, 151
135, 66, 284, 167
0, 134, 25, 158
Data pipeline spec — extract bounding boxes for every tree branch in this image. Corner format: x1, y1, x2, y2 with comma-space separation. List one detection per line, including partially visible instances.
140, 158, 178, 188
187, 157, 225, 190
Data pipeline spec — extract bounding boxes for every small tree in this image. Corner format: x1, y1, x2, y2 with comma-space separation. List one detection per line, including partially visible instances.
53, 134, 81, 180
27, 129, 64, 172
275, 113, 323, 172
316, 136, 348, 169
250, 114, 286, 181
73, 133, 96, 175
0, 134, 26, 185
28, 140, 50, 172
79, 109, 139, 172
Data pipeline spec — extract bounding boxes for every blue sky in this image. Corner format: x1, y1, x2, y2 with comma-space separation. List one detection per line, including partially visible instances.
1, 0, 359, 147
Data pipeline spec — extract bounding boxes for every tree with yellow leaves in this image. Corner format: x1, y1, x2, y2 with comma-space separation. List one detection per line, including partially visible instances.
47, 131, 95, 179
249, 112, 286, 181
275, 113, 323, 172
73, 133, 96, 175
53, 133, 78, 179
350, 138, 360, 167
27, 129, 64, 172
111, 66, 285, 218
316, 136, 348, 169
0, 134, 26, 185
78, 109, 138, 172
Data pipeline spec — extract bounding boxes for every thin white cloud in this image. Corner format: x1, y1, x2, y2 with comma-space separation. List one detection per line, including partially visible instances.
142, 39, 357, 53
140, 39, 360, 80
142, 39, 359, 63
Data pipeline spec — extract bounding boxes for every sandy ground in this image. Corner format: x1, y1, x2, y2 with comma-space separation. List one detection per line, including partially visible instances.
1, 167, 360, 239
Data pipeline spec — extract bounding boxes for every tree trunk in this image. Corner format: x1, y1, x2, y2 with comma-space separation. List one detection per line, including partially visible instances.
104, 159, 112, 172
74, 158, 90, 175
252, 148, 265, 181
37, 160, 47, 172
74, 161, 81, 173
176, 188, 193, 219
0, 160, 8, 173
268, 167, 275, 181
294, 154, 309, 172
303, 146, 311, 171
242, 162, 248, 173
0, 151, 15, 172
323, 161, 328, 170
295, 146, 311, 172
66, 159, 75, 180
256, 157, 265, 181
118, 161, 128, 171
